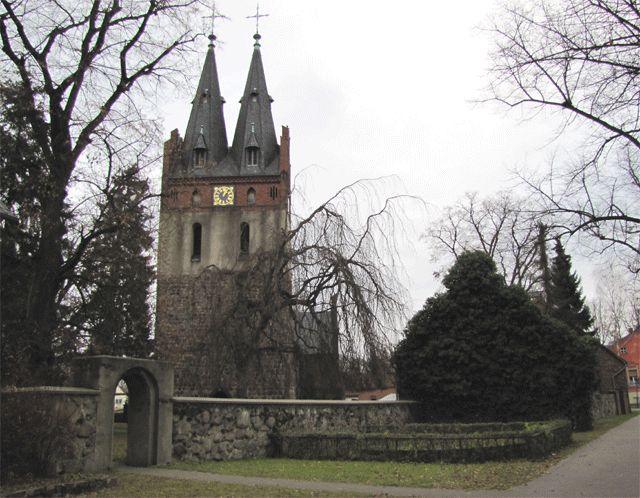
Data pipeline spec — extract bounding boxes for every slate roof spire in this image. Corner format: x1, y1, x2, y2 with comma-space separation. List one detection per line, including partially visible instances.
182, 34, 228, 169
231, 32, 278, 171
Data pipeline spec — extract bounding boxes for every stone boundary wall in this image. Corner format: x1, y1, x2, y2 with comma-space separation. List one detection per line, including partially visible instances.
1, 387, 100, 476
172, 398, 414, 461
273, 419, 572, 463
591, 392, 618, 420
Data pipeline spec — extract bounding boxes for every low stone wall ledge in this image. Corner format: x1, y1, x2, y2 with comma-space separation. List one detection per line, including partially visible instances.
172, 397, 415, 406
1, 386, 100, 395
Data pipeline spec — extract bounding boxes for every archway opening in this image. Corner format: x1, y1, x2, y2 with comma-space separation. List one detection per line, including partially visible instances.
112, 379, 129, 463
112, 367, 159, 466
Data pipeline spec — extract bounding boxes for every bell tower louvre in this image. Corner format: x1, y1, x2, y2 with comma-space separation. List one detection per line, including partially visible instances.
155, 24, 295, 398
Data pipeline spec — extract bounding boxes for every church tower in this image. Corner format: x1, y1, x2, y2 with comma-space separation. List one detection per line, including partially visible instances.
155, 31, 295, 397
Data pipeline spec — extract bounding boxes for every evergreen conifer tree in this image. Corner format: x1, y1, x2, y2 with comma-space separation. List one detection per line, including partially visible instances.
71, 166, 155, 357
1, 83, 55, 383
549, 238, 593, 335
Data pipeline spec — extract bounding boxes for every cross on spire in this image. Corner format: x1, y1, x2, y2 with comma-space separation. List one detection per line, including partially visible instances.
247, 3, 269, 35
202, 1, 228, 44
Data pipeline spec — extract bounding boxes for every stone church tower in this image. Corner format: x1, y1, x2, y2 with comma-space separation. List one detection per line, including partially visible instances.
155, 32, 295, 398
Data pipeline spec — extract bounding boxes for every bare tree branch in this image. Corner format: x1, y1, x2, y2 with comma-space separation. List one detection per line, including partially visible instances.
486, 0, 640, 271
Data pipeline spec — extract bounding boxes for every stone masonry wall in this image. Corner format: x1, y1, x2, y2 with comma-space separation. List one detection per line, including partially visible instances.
591, 392, 618, 420
156, 273, 296, 398
0, 387, 99, 476
172, 398, 413, 461
596, 346, 629, 392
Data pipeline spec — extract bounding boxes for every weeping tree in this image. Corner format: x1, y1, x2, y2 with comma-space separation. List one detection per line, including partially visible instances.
186, 178, 420, 397
0, 0, 201, 384
288, 180, 412, 368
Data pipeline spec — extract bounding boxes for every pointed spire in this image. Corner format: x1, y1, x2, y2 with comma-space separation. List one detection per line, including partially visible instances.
231, 33, 278, 171
182, 34, 228, 170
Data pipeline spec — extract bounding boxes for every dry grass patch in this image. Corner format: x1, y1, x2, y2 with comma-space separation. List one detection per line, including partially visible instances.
81, 471, 357, 497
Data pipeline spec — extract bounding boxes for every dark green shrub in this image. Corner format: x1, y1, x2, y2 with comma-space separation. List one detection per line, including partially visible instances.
394, 251, 597, 426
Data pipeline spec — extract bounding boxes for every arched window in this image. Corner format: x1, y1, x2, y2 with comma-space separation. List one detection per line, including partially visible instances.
247, 188, 256, 205
191, 190, 201, 207
240, 222, 250, 255
192, 223, 202, 261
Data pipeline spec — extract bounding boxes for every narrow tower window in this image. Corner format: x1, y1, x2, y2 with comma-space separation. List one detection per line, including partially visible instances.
194, 125, 208, 168
246, 147, 259, 167
247, 188, 256, 205
192, 223, 202, 261
194, 149, 207, 168
240, 222, 250, 255
192, 190, 201, 207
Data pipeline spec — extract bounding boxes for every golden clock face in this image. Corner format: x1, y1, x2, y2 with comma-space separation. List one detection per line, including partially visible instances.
213, 186, 235, 206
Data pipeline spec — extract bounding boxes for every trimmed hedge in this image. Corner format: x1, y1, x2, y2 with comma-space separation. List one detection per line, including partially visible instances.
365, 421, 528, 434
271, 419, 571, 463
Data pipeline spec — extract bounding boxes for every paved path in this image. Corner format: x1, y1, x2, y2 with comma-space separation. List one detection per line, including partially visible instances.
504, 414, 639, 498
122, 415, 639, 497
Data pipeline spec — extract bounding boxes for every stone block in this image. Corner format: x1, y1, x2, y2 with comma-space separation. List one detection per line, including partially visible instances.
197, 410, 211, 424
175, 418, 192, 436
237, 409, 250, 428
76, 422, 95, 439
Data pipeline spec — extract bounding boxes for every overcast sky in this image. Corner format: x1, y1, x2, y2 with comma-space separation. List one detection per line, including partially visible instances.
159, 0, 601, 315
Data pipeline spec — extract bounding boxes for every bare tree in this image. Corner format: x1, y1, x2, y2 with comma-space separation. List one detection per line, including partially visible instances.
590, 264, 640, 344
486, 0, 640, 271
427, 191, 542, 291
0, 0, 200, 383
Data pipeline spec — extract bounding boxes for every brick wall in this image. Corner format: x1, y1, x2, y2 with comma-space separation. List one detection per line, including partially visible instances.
164, 179, 287, 210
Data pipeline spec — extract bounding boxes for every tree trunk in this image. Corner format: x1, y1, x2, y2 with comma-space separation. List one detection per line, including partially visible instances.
24, 167, 68, 384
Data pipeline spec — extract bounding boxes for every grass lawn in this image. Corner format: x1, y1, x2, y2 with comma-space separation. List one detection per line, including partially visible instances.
86, 472, 357, 497
112, 422, 127, 463
169, 412, 639, 491
9, 411, 636, 497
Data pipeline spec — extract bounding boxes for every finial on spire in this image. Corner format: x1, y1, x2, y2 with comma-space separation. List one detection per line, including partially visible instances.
247, 3, 269, 40
202, 1, 228, 47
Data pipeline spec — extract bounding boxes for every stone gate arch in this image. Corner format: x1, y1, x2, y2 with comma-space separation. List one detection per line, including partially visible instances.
70, 356, 174, 470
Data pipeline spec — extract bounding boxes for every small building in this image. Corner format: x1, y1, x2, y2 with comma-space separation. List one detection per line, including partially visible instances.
595, 344, 630, 415
114, 383, 128, 414
356, 387, 397, 401
608, 329, 640, 408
